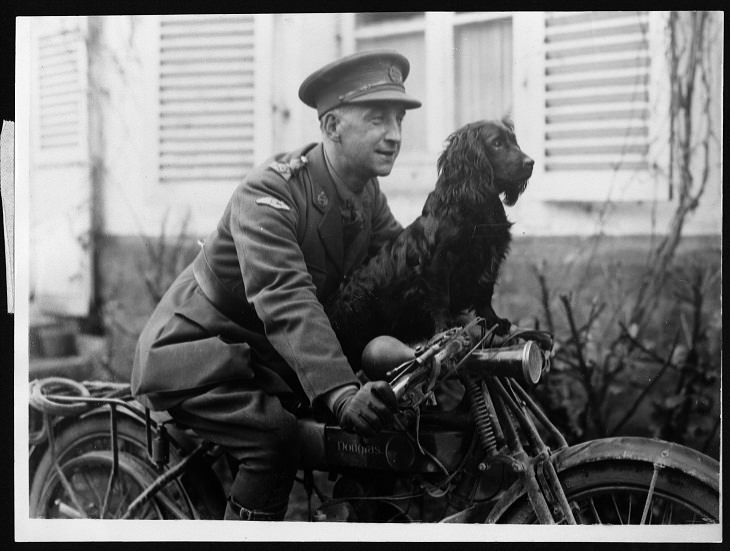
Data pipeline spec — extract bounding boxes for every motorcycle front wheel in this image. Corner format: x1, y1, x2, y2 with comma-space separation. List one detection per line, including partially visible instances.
498, 458, 719, 524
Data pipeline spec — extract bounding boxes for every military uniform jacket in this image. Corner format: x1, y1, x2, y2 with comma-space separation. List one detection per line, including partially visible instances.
131, 143, 402, 410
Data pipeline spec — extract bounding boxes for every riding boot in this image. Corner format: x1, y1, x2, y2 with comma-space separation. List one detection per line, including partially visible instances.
224, 497, 287, 521
224, 465, 296, 521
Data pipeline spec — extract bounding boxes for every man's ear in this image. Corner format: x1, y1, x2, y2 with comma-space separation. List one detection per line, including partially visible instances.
322, 111, 341, 143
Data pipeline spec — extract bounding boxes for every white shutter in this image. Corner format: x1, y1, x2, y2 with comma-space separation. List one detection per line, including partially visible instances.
33, 21, 88, 164
30, 17, 92, 316
158, 15, 257, 185
512, 11, 667, 202
543, 11, 651, 173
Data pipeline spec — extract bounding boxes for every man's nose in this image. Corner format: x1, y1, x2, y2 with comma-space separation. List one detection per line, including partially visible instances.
384, 117, 401, 142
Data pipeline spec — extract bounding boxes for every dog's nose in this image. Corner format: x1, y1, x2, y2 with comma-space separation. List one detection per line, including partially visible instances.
523, 157, 534, 169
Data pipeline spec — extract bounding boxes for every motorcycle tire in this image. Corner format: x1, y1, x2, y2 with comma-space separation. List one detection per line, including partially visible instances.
29, 412, 223, 519
497, 458, 719, 524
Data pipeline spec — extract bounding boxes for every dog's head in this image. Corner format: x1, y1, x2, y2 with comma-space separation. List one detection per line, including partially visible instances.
437, 118, 534, 206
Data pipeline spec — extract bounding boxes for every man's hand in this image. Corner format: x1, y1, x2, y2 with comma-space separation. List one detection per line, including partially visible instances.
331, 382, 398, 437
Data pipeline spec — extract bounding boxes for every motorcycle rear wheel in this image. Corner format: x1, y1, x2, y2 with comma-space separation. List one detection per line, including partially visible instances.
32, 450, 189, 519
29, 413, 223, 519
499, 459, 719, 524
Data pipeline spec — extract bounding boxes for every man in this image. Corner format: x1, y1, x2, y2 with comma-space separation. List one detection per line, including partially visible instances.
131, 50, 422, 520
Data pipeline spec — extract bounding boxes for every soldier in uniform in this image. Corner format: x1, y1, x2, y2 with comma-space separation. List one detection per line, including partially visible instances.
131, 50, 422, 520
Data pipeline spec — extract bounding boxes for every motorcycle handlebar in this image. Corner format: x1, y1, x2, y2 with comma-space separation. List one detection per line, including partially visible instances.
389, 340, 548, 404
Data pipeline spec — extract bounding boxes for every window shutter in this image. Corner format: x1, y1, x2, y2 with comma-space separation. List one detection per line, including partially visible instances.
30, 18, 92, 316
543, 12, 651, 173
158, 15, 257, 185
34, 22, 88, 164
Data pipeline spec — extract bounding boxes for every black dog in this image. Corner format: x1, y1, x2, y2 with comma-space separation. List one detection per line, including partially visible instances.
326, 118, 534, 367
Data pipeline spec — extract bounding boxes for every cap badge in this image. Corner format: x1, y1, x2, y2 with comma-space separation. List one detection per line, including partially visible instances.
316, 190, 329, 209
388, 65, 403, 84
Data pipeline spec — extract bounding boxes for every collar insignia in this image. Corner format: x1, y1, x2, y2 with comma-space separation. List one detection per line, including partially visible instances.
316, 190, 329, 209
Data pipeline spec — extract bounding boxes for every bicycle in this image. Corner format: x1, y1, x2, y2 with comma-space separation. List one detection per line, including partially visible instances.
28, 318, 719, 523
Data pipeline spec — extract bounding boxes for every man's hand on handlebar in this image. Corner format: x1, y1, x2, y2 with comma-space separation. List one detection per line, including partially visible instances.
329, 382, 399, 437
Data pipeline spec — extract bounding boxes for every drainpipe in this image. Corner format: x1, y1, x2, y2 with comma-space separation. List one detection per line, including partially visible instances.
84, 16, 105, 335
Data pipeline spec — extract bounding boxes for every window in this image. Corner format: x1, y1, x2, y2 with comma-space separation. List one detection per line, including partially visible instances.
355, 12, 424, 26
454, 17, 513, 126
344, 12, 665, 206
158, 15, 257, 185
354, 14, 427, 154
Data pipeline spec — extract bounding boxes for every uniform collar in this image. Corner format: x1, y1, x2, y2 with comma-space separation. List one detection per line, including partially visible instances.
306, 144, 337, 214
305, 144, 344, 275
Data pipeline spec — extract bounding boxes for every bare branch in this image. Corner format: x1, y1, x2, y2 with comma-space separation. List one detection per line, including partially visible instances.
609, 331, 681, 436
531, 262, 555, 333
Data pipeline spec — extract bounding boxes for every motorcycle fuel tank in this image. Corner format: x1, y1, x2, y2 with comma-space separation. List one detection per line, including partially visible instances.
324, 424, 468, 473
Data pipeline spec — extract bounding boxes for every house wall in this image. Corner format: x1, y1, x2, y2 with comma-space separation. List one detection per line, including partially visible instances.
91, 12, 722, 240
26, 13, 722, 320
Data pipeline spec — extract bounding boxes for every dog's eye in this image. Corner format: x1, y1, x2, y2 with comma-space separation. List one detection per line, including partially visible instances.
492, 139, 503, 148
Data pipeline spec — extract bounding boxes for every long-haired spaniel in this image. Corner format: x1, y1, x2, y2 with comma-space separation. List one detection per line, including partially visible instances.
326, 118, 534, 368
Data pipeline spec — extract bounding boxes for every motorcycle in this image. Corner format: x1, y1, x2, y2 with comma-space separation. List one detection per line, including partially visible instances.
28, 318, 719, 523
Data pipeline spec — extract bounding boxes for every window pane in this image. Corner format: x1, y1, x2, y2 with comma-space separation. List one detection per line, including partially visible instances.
355, 12, 424, 26
356, 32, 427, 153
454, 18, 513, 126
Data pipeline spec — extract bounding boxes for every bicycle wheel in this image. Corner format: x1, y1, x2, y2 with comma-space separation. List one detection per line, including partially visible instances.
498, 459, 719, 524
32, 450, 182, 519
29, 412, 222, 519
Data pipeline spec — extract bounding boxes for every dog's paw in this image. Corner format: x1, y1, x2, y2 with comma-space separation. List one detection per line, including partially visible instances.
496, 318, 512, 335
487, 316, 511, 336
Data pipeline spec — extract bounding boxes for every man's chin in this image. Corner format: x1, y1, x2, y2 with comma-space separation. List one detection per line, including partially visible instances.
375, 161, 396, 177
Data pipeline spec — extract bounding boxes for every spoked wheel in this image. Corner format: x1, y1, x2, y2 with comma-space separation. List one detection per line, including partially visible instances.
30, 413, 224, 519
32, 451, 189, 519
500, 460, 719, 524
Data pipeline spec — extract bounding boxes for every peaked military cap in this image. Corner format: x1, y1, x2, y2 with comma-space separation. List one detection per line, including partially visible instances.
298, 50, 422, 117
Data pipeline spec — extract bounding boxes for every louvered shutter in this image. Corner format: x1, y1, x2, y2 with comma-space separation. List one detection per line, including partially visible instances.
543, 12, 651, 173
30, 18, 92, 316
33, 21, 89, 163
158, 15, 257, 186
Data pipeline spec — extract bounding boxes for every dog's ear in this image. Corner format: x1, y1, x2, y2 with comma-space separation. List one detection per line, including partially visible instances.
438, 123, 496, 197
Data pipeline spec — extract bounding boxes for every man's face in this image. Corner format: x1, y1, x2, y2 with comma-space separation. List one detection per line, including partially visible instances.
335, 103, 406, 180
